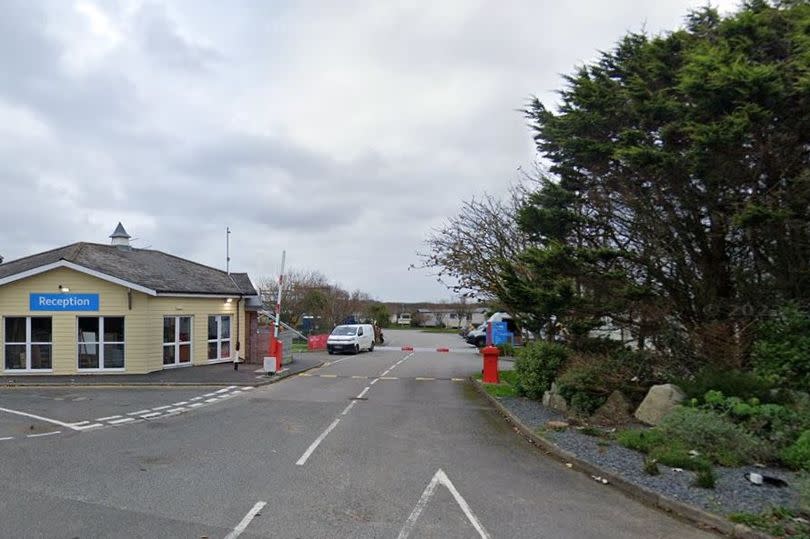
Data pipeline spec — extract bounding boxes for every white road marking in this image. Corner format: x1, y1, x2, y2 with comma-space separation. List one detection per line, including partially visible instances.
296, 417, 341, 466
415, 377, 435, 381
214, 388, 230, 394
0, 406, 86, 431
140, 412, 162, 419
241, 386, 254, 390
168, 407, 187, 413
96, 415, 122, 421
27, 431, 61, 438
380, 377, 398, 380
189, 403, 204, 408
109, 417, 135, 425
369, 378, 379, 385
203, 392, 219, 397
171, 401, 188, 406
299, 373, 312, 377
74, 423, 103, 431
380, 369, 392, 376
226, 385, 238, 390
351, 375, 368, 379
190, 396, 203, 401
356, 387, 370, 399
224, 501, 266, 539
397, 469, 490, 539
341, 401, 356, 416
152, 405, 171, 411
0, 436, 13, 441
127, 409, 152, 416
320, 374, 337, 378
329, 357, 349, 365
452, 378, 465, 382
68, 420, 90, 426
204, 398, 218, 403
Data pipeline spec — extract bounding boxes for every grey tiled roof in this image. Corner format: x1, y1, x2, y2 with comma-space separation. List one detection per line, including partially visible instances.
0, 242, 257, 296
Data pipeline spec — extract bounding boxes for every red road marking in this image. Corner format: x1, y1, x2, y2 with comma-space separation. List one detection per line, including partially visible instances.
436, 347, 450, 352
401, 346, 414, 351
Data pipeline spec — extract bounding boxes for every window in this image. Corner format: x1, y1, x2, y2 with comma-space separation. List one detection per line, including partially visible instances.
78, 317, 125, 369
4, 317, 52, 371
207, 315, 231, 361
163, 316, 192, 366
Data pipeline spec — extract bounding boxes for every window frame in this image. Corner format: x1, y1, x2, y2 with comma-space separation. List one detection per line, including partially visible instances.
163, 315, 193, 368
3, 316, 53, 372
207, 315, 232, 363
77, 316, 126, 371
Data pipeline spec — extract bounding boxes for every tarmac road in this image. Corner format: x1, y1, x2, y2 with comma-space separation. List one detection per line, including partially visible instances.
0, 330, 714, 538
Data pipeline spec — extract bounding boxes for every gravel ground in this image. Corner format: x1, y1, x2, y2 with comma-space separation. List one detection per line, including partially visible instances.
500, 396, 801, 516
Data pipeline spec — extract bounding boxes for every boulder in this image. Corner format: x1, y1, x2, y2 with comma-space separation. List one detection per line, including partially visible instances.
634, 384, 686, 425
542, 382, 569, 414
591, 390, 633, 426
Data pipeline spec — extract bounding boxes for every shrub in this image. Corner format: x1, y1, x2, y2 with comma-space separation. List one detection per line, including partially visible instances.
643, 457, 660, 476
751, 304, 810, 391
781, 431, 810, 471
616, 428, 667, 454
701, 390, 809, 450
557, 348, 654, 416
678, 368, 773, 402
513, 341, 568, 399
650, 446, 712, 473
693, 468, 716, 489
658, 407, 768, 466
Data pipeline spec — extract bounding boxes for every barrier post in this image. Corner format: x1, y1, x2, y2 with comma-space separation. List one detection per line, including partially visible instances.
482, 345, 500, 384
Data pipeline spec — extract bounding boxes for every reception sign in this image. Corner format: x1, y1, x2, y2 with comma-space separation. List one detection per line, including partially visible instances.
30, 293, 99, 311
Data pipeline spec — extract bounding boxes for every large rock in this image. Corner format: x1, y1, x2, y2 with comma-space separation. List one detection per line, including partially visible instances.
634, 384, 686, 425
591, 390, 633, 426
542, 382, 569, 414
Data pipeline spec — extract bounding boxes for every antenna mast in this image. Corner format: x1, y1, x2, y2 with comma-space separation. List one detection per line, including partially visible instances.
226, 227, 231, 275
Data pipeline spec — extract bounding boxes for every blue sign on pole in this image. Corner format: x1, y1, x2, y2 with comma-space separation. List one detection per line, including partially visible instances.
30, 293, 99, 311
491, 321, 510, 345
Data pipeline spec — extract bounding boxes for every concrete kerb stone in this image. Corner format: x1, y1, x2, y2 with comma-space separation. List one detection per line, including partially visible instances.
469, 378, 771, 539
0, 361, 328, 390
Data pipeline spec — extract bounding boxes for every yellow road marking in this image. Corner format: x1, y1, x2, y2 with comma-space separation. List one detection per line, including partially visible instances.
299, 373, 312, 377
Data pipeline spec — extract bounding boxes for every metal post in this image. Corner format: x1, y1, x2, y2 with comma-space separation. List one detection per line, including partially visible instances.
274, 250, 286, 341
226, 227, 231, 275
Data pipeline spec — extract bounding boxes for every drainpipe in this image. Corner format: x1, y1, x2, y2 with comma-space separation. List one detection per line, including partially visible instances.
233, 295, 242, 370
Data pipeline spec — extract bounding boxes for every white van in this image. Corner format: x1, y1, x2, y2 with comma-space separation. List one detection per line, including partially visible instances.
327, 324, 375, 355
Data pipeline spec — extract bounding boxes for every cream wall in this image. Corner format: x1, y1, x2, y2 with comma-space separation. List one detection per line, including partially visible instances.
0, 267, 247, 375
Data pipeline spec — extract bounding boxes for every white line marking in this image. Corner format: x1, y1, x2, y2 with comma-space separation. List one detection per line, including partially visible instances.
27, 431, 61, 438
96, 415, 122, 421
351, 375, 367, 379
152, 405, 171, 411
140, 412, 162, 418
397, 469, 490, 539
226, 385, 238, 390
190, 396, 203, 401
296, 418, 341, 466
214, 388, 230, 394
203, 392, 219, 397
241, 386, 254, 390
68, 420, 90, 426
452, 378, 465, 382
204, 398, 218, 403
330, 357, 349, 365
224, 501, 267, 539
127, 409, 151, 416
380, 376, 398, 380
320, 374, 337, 378
168, 407, 187, 413
109, 417, 135, 425
356, 387, 370, 399
341, 401, 356, 416
369, 378, 379, 385
0, 406, 85, 431
415, 377, 435, 381
75, 423, 103, 431
171, 401, 188, 406
189, 403, 204, 408
380, 369, 392, 376
0, 436, 13, 441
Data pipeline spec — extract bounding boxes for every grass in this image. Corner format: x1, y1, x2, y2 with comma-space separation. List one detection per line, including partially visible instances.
730, 508, 809, 538
291, 342, 310, 353
476, 370, 520, 398
643, 457, 660, 476
693, 468, 716, 489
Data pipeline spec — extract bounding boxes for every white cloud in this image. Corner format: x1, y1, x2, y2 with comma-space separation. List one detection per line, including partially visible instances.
0, 0, 740, 301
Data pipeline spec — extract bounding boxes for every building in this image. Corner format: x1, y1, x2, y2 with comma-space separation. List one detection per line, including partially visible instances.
0, 224, 260, 375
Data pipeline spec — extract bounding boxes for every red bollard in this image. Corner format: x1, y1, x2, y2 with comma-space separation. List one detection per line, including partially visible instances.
274, 340, 284, 372
482, 345, 500, 384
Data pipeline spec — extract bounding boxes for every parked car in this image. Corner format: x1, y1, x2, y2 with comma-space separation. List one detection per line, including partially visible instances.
327, 324, 375, 354
465, 323, 488, 347
465, 312, 522, 347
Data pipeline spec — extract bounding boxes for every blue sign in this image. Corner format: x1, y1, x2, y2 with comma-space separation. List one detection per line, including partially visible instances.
491, 321, 512, 345
30, 293, 99, 311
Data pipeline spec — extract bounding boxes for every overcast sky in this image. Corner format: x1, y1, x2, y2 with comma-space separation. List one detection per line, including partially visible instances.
0, 0, 737, 301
